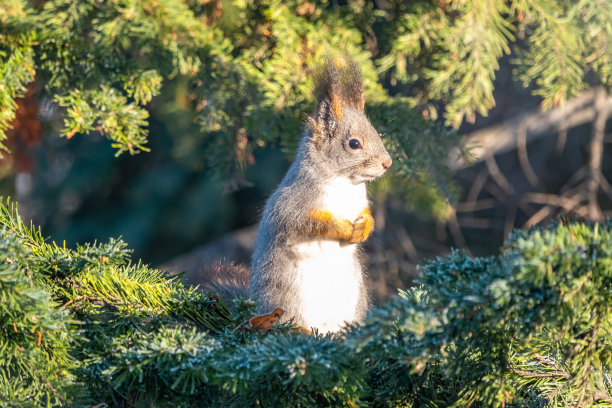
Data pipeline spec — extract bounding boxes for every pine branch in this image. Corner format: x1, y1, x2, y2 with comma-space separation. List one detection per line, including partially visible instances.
1, 197, 610, 406
513, 0, 585, 108
0, 29, 35, 151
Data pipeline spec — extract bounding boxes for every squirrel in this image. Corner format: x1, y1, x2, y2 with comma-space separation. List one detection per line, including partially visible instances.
248, 56, 392, 333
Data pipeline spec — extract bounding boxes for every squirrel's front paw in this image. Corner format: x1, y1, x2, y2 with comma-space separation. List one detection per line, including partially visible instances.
348, 211, 374, 244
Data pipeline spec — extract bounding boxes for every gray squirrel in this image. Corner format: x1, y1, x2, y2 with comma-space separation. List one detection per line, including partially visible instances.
248, 56, 392, 333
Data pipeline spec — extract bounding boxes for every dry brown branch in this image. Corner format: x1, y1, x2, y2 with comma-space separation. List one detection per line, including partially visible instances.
585, 87, 607, 221
559, 185, 585, 203
522, 206, 553, 229
560, 166, 587, 194
521, 193, 582, 211
516, 198, 536, 218
599, 176, 612, 202
485, 154, 514, 194
508, 357, 571, 379
446, 206, 467, 249
533, 353, 567, 372
573, 205, 591, 218
466, 168, 489, 203
507, 355, 573, 394
517, 118, 540, 187
449, 89, 612, 170
455, 198, 498, 212
484, 182, 510, 203
520, 190, 587, 228
555, 126, 568, 153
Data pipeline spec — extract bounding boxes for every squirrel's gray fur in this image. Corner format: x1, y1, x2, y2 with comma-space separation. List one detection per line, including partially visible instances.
249, 56, 392, 332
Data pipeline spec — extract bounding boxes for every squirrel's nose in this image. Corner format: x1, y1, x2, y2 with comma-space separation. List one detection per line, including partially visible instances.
382, 157, 392, 170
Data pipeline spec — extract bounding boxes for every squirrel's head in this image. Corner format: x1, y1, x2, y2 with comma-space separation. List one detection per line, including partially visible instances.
306, 56, 392, 184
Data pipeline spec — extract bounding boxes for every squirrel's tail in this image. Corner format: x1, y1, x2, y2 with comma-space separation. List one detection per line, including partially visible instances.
201, 260, 250, 304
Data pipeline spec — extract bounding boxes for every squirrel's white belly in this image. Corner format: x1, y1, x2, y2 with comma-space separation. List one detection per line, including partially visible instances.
288, 178, 368, 332
323, 177, 368, 221
292, 240, 362, 333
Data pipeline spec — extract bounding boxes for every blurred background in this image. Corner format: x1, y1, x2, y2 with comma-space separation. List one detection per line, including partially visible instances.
2, 0, 611, 303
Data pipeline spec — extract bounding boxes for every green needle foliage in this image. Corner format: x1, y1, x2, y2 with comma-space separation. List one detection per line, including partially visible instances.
0, 229, 76, 407
0, 196, 610, 407
377, 0, 612, 125
2, 0, 610, 215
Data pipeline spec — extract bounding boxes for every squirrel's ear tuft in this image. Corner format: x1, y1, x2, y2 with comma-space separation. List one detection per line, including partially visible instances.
308, 55, 365, 144
313, 55, 365, 117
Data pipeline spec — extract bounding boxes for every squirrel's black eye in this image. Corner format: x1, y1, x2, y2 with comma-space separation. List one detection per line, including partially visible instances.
348, 139, 362, 149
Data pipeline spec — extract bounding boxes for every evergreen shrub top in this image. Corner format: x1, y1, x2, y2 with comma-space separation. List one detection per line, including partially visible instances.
0, 199, 610, 407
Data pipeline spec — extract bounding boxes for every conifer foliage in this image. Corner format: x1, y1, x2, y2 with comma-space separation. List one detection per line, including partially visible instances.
2, 0, 611, 211
1, 1, 611, 406
0, 197, 609, 407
